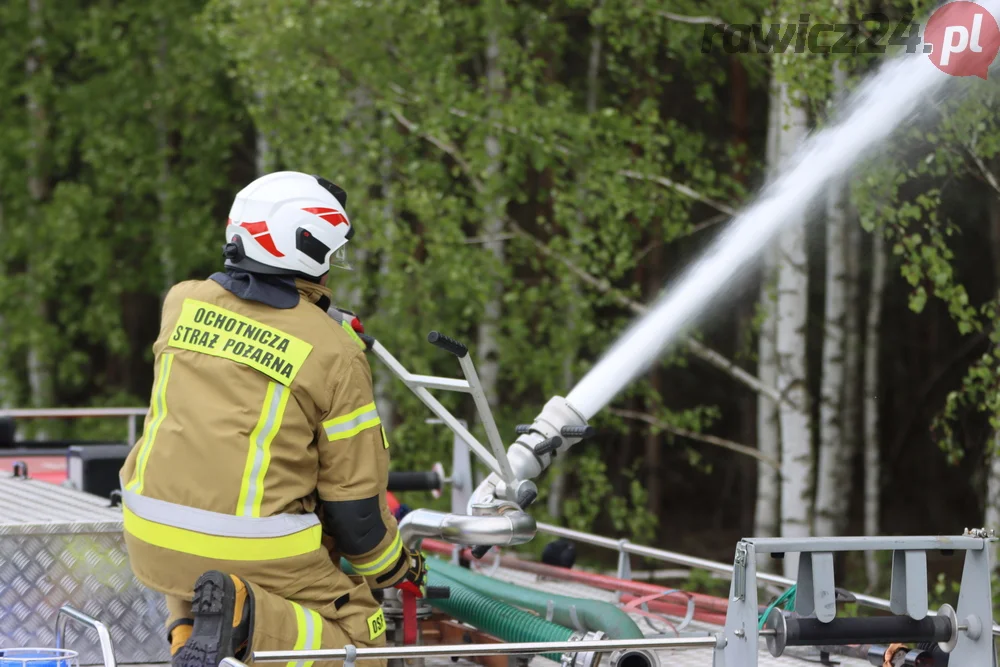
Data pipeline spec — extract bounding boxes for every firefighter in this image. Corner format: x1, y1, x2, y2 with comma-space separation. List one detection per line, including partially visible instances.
119, 171, 425, 667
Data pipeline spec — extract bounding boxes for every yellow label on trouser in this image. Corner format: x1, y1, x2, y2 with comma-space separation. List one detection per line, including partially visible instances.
167, 298, 313, 386
367, 609, 386, 641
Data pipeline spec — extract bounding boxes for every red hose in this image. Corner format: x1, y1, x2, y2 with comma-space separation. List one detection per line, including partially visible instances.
420, 539, 731, 625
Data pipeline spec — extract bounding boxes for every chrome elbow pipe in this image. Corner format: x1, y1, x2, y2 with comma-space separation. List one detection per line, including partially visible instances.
398, 507, 537, 551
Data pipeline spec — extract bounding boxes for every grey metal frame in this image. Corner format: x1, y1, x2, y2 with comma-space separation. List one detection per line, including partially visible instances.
54, 606, 117, 667
716, 535, 997, 667
370, 341, 515, 483
237, 636, 719, 667
0, 407, 147, 446
534, 522, 1000, 638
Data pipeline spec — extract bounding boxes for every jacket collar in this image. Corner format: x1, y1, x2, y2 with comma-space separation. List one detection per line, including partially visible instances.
295, 278, 333, 313
210, 269, 300, 309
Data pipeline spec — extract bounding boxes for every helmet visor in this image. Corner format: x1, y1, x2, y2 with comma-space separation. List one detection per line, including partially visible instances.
330, 244, 352, 271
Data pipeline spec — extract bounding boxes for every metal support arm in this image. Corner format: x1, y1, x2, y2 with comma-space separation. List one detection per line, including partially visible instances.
55, 605, 118, 667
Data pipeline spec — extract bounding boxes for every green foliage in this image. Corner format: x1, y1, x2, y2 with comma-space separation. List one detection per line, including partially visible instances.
846, 68, 1000, 462
15, 0, 1000, 555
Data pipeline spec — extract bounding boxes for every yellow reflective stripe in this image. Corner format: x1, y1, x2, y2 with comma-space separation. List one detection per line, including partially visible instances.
127, 353, 174, 494
168, 298, 313, 386
352, 531, 403, 576
122, 506, 321, 561
381, 426, 390, 450
237, 382, 290, 517
341, 320, 366, 350
287, 603, 322, 667
323, 402, 381, 441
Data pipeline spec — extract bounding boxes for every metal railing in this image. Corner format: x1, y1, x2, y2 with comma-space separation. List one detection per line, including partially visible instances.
0, 407, 147, 446
54, 605, 118, 667
534, 522, 1000, 637
240, 636, 718, 667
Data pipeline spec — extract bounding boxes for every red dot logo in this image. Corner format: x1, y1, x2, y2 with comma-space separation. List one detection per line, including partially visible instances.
925, 1, 1000, 78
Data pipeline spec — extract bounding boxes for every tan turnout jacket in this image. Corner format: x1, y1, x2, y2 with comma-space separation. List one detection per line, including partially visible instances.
120, 276, 407, 590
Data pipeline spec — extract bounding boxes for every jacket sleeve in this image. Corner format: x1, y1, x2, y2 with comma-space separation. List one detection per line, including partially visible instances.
317, 350, 409, 589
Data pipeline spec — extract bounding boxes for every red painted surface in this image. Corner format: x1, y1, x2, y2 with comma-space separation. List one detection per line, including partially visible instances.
420, 538, 732, 624
0, 455, 68, 485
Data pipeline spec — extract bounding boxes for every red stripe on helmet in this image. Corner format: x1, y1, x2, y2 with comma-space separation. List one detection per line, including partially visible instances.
253, 233, 284, 258
303, 207, 348, 227
240, 220, 269, 235
237, 220, 285, 257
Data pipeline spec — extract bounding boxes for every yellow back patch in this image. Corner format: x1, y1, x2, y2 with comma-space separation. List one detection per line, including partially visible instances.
167, 298, 313, 386
367, 608, 386, 641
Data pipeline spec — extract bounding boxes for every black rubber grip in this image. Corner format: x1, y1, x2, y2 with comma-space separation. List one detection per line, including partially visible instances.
387, 471, 442, 491
359, 333, 375, 350
426, 586, 450, 599
470, 544, 492, 559
560, 425, 596, 439
427, 331, 468, 358
533, 436, 562, 457
783, 615, 952, 646
515, 424, 532, 435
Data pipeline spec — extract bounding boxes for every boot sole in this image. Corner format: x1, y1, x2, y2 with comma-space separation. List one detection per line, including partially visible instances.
172, 572, 237, 667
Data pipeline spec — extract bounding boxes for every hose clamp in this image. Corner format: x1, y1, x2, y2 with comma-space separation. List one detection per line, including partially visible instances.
562, 631, 606, 667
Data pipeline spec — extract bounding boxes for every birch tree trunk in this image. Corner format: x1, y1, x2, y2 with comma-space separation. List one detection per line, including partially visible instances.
754, 72, 784, 543
986, 447, 1000, 570
26, 0, 52, 425
984, 191, 1000, 571
374, 149, 396, 432
772, 67, 811, 578
477, 18, 504, 409
330, 88, 370, 309
863, 229, 887, 590
755, 246, 780, 541
255, 90, 273, 176
814, 59, 850, 537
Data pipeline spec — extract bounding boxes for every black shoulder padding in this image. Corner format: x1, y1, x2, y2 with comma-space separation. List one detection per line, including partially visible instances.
321, 496, 387, 555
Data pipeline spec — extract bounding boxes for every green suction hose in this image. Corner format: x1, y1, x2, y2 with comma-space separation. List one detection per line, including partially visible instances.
428, 557, 645, 640
340, 559, 574, 661
429, 568, 573, 661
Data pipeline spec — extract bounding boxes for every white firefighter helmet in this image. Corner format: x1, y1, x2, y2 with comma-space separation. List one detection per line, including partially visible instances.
223, 171, 354, 278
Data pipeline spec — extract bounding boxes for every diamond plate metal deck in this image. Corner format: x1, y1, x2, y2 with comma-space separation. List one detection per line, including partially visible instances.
0, 476, 169, 665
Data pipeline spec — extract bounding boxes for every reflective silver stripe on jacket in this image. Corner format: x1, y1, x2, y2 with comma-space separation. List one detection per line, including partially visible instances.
324, 404, 380, 439
121, 485, 319, 538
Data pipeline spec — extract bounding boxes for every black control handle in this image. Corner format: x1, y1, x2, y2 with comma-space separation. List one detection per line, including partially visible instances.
470, 544, 492, 559
426, 586, 451, 599
533, 436, 562, 457
515, 424, 532, 435
560, 425, 596, 439
427, 331, 468, 358
388, 471, 442, 492
359, 333, 375, 351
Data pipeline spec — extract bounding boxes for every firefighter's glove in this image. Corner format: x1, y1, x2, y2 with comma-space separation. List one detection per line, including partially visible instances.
395, 550, 427, 598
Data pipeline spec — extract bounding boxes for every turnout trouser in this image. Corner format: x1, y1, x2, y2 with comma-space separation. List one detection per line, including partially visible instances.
125, 532, 387, 667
